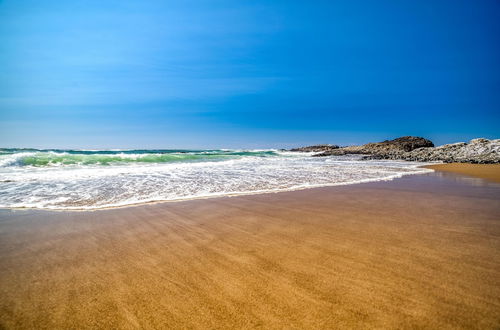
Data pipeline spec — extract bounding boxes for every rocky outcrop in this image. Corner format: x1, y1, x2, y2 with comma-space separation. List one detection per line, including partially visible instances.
312, 136, 434, 157
358, 136, 434, 153
289, 144, 339, 152
368, 138, 500, 164
291, 137, 500, 163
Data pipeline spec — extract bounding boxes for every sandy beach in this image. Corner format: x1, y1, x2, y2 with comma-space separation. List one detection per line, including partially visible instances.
425, 163, 500, 183
0, 166, 499, 329
3, 0, 499, 327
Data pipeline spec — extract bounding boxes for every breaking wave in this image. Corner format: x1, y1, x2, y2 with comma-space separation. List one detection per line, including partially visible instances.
0, 148, 432, 210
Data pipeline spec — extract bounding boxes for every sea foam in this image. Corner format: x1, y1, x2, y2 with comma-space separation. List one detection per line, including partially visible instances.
0, 149, 432, 210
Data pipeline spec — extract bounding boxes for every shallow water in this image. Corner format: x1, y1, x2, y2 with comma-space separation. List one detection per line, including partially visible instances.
0, 148, 432, 210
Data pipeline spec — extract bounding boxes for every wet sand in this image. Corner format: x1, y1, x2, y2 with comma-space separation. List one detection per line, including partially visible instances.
0, 172, 499, 329
425, 163, 500, 183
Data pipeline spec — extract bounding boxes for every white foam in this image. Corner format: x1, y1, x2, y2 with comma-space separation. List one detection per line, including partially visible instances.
0, 153, 433, 210
0, 152, 36, 167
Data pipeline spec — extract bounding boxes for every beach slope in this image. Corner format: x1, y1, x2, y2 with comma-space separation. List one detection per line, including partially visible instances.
0, 172, 499, 329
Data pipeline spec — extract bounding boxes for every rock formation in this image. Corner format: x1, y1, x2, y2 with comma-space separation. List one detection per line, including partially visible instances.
310, 136, 433, 156
291, 137, 499, 164
368, 138, 500, 164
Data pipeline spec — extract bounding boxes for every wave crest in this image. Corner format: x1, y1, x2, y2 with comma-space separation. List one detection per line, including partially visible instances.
0, 149, 282, 167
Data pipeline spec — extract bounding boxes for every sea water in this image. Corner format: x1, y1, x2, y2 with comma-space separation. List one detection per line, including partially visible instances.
0, 148, 432, 210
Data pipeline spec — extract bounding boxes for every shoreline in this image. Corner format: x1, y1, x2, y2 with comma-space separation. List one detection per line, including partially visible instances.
0, 164, 433, 212
2, 163, 499, 212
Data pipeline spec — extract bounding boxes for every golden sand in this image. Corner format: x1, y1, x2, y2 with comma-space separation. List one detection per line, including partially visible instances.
425, 163, 500, 183
0, 173, 499, 329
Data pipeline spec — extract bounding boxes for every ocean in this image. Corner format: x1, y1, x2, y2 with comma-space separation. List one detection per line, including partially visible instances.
0, 148, 432, 210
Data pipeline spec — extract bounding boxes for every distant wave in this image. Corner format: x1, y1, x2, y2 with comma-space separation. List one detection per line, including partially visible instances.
0, 149, 282, 167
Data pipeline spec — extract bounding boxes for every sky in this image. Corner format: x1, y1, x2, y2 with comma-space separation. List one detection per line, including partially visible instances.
1, 0, 499, 149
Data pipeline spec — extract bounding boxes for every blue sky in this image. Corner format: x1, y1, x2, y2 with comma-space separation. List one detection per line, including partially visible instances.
1, 0, 499, 148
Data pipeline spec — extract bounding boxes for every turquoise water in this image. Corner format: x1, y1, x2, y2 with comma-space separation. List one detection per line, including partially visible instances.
0, 148, 280, 167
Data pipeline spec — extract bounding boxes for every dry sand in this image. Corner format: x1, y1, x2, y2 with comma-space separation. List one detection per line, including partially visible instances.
425, 163, 500, 183
0, 171, 499, 329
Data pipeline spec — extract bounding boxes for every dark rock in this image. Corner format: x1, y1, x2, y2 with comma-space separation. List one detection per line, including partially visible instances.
314, 136, 433, 157
312, 149, 348, 157
289, 144, 339, 152
357, 136, 434, 153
